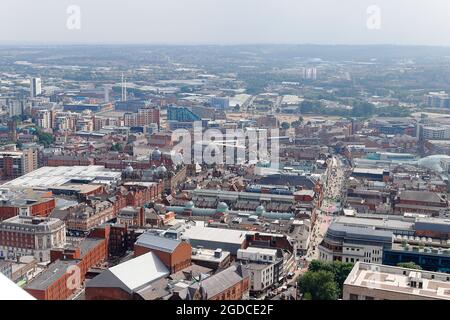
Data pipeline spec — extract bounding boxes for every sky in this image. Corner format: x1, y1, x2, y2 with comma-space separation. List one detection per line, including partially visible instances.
1, 0, 450, 46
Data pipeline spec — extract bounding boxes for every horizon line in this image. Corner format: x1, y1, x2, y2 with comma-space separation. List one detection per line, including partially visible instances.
1, 42, 450, 48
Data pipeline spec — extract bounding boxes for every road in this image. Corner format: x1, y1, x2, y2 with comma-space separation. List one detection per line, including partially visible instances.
305, 155, 346, 261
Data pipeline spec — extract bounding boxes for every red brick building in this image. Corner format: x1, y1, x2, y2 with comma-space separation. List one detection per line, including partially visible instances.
0, 192, 55, 221
134, 233, 191, 273
24, 226, 110, 300
118, 182, 163, 207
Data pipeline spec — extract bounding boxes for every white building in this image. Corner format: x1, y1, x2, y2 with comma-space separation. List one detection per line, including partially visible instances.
238, 247, 282, 293
36, 110, 52, 129
421, 125, 450, 140
344, 262, 450, 300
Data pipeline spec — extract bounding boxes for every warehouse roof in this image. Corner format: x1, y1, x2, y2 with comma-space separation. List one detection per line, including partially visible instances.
135, 233, 183, 253
181, 226, 247, 245
86, 252, 169, 292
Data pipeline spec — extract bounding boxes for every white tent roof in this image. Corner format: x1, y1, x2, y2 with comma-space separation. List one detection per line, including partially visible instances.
109, 252, 169, 291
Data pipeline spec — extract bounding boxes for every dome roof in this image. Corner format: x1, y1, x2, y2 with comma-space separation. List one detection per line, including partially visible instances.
123, 164, 134, 175
185, 201, 194, 209
255, 205, 266, 215
151, 148, 162, 160
172, 152, 184, 165
157, 165, 167, 175
216, 202, 229, 212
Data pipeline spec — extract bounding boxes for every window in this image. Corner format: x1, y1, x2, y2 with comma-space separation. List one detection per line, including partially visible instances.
349, 294, 358, 300
365, 296, 374, 300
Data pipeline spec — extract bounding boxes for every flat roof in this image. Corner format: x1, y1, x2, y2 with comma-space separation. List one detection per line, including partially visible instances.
239, 246, 278, 255
334, 216, 414, 231
345, 262, 450, 300
135, 233, 182, 253
352, 167, 386, 175
181, 226, 247, 245
2, 166, 122, 189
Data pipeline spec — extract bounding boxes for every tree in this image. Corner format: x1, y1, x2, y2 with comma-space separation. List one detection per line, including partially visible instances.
36, 128, 54, 147
298, 270, 339, 300
110, 143, 123, 152
281, 122, 290, 130
291, 120, 302, 128
397, 262, 422, 270
307, 260, 354, 294
351, 102, 375, 117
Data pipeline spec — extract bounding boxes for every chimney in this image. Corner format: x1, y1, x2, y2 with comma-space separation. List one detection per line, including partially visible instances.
137, 207, 144, 227
214, 248, 222, 258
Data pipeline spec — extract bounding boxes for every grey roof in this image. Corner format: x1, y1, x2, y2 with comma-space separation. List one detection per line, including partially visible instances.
25, 260, 79, 291
86, 251, 169, 293
326, 223, 393, 245
334, 216, 414, 232
398, 190, 445, 203
258, 174, 316, 189
135, 233, 182, 253
79, 238, 105, 258
187, 264, 248, 299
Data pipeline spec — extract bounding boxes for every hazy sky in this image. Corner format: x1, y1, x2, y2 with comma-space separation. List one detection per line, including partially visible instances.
1, 0, 450, 46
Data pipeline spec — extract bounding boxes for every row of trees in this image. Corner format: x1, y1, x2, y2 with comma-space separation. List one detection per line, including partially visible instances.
296, 100, 410, 118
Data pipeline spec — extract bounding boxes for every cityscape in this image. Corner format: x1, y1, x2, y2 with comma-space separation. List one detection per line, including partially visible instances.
1, 1, 450, 307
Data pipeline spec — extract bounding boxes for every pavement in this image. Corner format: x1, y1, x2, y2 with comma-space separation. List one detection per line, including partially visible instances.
305, 156, 346, 261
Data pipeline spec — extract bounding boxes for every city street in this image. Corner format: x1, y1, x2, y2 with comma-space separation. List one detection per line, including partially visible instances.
306, 156, 346, 261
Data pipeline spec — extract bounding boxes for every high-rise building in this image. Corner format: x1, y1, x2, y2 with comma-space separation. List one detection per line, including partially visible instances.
8, 100, 24, 117
30, 78, 42, 98
36, 110, 52, 129
425, 91, 450, 108
0, 148, 39, 180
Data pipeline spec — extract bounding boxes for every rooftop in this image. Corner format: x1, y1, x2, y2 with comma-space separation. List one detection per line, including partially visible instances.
135, 233, 183, 253
181, 226, 247, 245
86, 251, 169, 292
25, 260, 79, 291
2, 166, 122, 189
334, 216, 414, 232
398, 190, 446, 204
345, 262, 450, 300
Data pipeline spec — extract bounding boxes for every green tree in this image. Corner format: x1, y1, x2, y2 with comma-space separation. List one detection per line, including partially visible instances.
281, 122, 290, 130
308, 260, 354, 294
36, 128, 54, 147
291, 120, 302, 128
397, 262, 422, 270
298, 270, 339, 300
110, 143, 123, 152
351, 102, 375, 117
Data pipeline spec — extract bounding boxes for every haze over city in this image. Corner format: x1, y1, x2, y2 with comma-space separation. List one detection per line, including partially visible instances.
1, 0, 450, 313
1, 0, 450, 45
